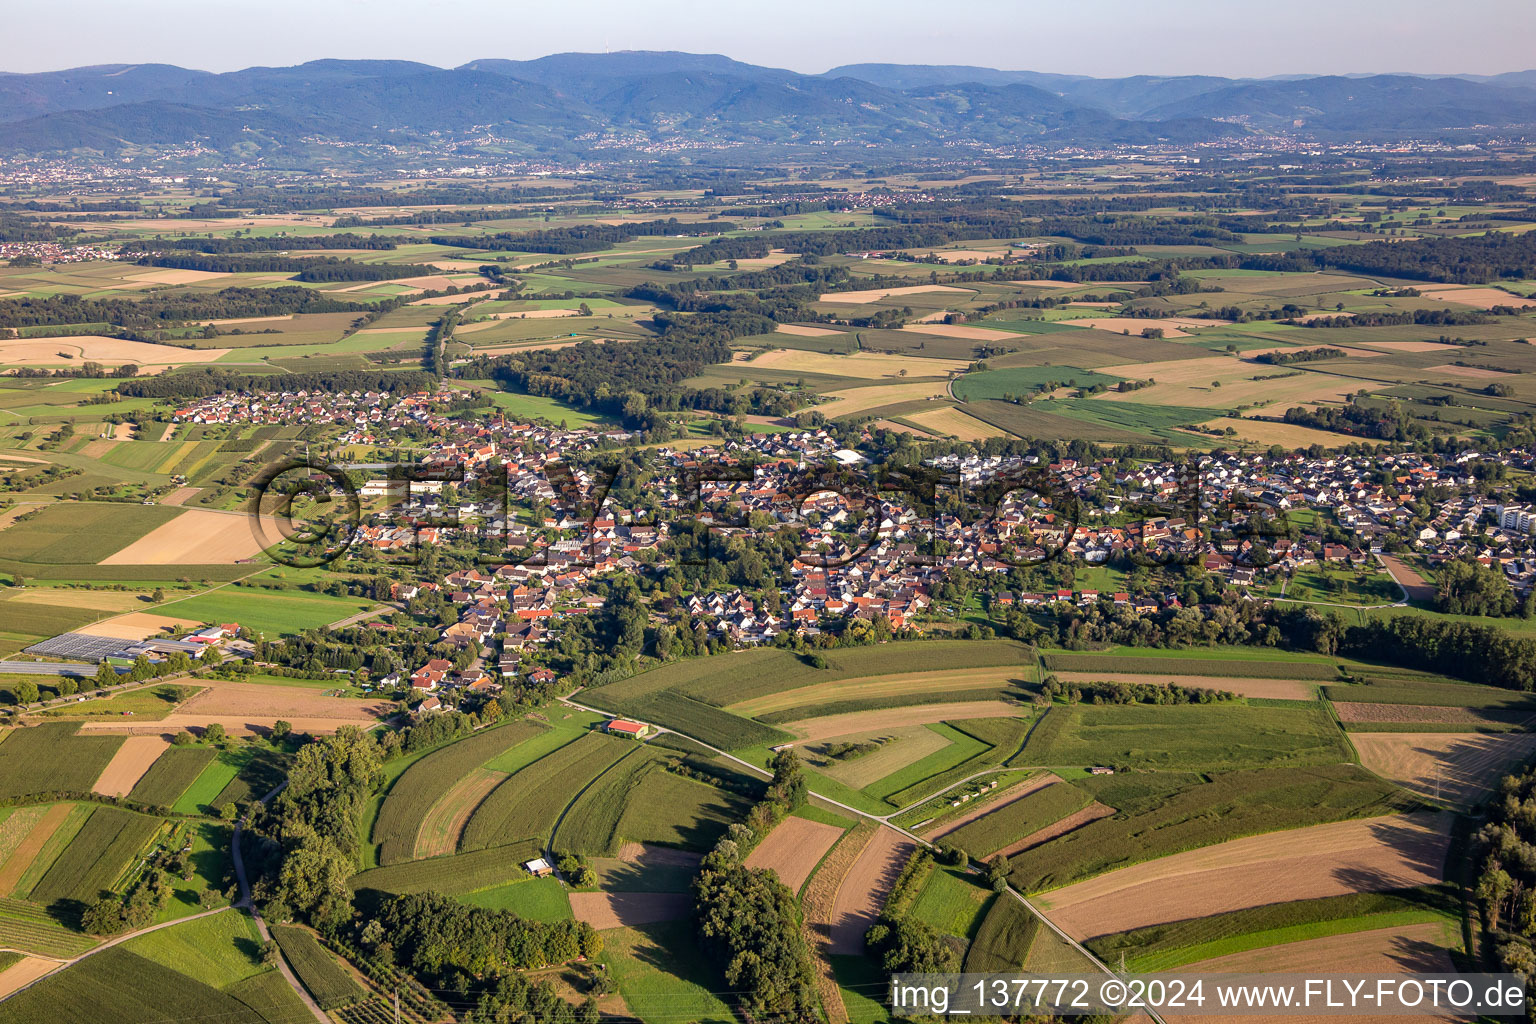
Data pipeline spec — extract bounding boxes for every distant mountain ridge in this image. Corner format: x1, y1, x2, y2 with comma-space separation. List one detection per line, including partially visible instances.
1, 51, 1533, 160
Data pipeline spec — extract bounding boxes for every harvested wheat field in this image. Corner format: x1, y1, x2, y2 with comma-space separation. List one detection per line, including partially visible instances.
818, 285, 972, 304
925, 773, 1059, 839
1200, 417, 1355, 449
1380, 554, 1436, 603
1416, 286, 1536, 309
0, 803, 75, 896
745, 348, 966, 379
1351, 732, 1536, 808
729, 667, 1024, 717
1047, 672, 1317, 701
814, 382, 951, 419
744, 816, 845, 892
466, 308, 582, 321
160, 486, 202, 506
101, 509, 267, 564
1000, 802, 1116, 857
1352, 340, 1460, 352
614, 842, 700, 868
0, 337, 230, 367
91, 735, 172, 798
783, 702, 1025, 744
0, 958, 62, 1000
775, 324, 847, 337
903, 406, 1007, 441
7, 589, 154, 611
1427, 363, 1511, 380
1183, 923, 1460, 1024
1038, 813, 1452, 940
414, 767, 506, 859
78, 440, 117, 459
75, 612, 203, 641
569, 892, 688, 929
827, 827, 915, 954
130, 268, 230, 286
82, 713, 382, 738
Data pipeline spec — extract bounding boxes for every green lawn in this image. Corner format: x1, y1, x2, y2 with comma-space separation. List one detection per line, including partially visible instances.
603, 921, 735, 1024
459, 878, 572, 921
154, 587, 376, 637
122, 909, 267, 988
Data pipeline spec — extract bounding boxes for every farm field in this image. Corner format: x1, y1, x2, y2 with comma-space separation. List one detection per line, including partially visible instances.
1350, 732, 1536, 808
742, 815, 846, 892
826, 827, 915, 955
942, 779, 1095, 858
1037, 813, 1451, 939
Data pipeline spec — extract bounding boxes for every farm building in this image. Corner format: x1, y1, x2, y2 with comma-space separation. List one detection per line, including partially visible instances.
606, 719, 649, 738
524, 858, 554, 878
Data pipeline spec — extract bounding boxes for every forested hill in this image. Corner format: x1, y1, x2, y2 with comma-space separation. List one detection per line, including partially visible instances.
3, 53, 1536, 159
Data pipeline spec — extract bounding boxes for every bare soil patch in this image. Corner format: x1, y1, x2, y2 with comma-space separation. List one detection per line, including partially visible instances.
1379, 554, 1434, 603
1427, 363, 1511, 379
0, 803, 74, 896
1057, 316, 1224, 338
1351, 732, 1536, 809
81, 713, 382, 738
75, 612, 202, 641
781, 701, 1026, 744
176, 681, 391, 721
569, 892, 688, 929
91, 735, 171, 797
819, 285, 972, 304
0, 958, 62, 999
744, 816, 845, 892
827, 826, 915, 954
1048, 671, 1317, 701
101, 509, 267, 564
160, 486, 202, 506
925, 773, 1060, 839
1039, 813, 1452, 940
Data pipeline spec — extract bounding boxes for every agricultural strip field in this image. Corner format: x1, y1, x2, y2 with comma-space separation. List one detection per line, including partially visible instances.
1039, 653, 1337, 679
942, 780, 1094, 858
827, 827, 916, 955
0, 895, 97, 958
0, 947, 268, 1024
90, 736, 171, 798
569, 891, 691, 929
1019, 703, 1353, 771
412, 768, 506, 860
1350, 732, 1536, 809
963, 896, 1041, 972
743, 815, 846, 893
460, 732, 631, 851
271, 924, 363, 1010
371, 719, 544, 865
349, 841, 544, 897
1037, 812, 1451, 940
922, 772, 1057, 838
29, 806, 161, 909
0, 504, 181, 566
99, 509, 268, 565
725, 666, 1027, 717
781, 701, 1027, 744
1086, 887, 1460, 973
0, 724, 125, 799
1180, 921, 1460, 994
1047, 672, 1318, 701
611, 768, 749, 852
1007, 765, 1414, 894
126, 746, 217, 808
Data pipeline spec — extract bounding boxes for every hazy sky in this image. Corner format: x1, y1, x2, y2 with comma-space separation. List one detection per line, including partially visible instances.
6, 0, 1535, 77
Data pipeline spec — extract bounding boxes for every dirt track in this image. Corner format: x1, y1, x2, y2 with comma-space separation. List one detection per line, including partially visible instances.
826, 826, 915, 954
1038, 813, 1451, 940
744, 816, 845, 893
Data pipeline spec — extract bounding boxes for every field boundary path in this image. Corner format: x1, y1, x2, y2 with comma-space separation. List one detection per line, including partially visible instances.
560, 691, 1167, 1024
